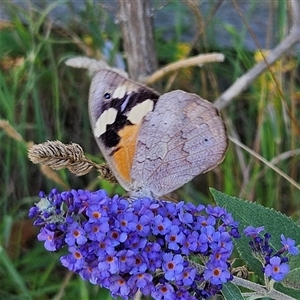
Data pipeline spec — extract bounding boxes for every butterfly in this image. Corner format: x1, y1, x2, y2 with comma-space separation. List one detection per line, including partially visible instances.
88, 69, 228, 199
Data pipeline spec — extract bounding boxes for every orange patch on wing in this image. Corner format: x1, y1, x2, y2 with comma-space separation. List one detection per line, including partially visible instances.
111, 124, 141, 183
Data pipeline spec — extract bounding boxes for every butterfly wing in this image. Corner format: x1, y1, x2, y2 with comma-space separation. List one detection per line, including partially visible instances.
130, 90, 228, 197
88, 69, 160, 191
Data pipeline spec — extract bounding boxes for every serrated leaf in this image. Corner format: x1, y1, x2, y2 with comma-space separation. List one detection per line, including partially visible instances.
210, 189, 300, 280
282, 268, 300, 289
275, 282, 300, 299
222, 282, 245, 300
287, 246, 300, 270
282, 248, 300, 290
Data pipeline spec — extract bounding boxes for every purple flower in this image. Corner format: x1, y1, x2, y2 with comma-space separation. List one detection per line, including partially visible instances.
61, 247, 85, 271
280, 234, 299, 255
79, 262, 101, 284
211, 231, 233, 256
135, 215, 151, 237
107, 229, 127, 246
142, 242, 162, 271
201, 225, 216, 243
203, 260, 232, 285
30, 188, 240, 299
205, 205, 226, 218
129, 254, 148, 274
165, 225, 185, 250
264, 256, 290, 281
178, 208, 193, 224
124, 232, 147, 252
117, 249, 135, 273
143, 242, 161, 259
152, 215, 172, 235
195, 215, 216, 230
162, 253, 184, 281
110, 274, 131, 298
244, 227, 296, 282
94, 237, 115, 257
98, 252, 119, 274
65, 222, 87, 246
152, 283, 175, 300
244, 226, 265, 237
37, 228, 57, 251
175, 267, 197, 286
86, 203, 107, 221
115, 211, 138, 232
175, 288, 197, 300
28, 206, 39, 218
128, 272, 153, 290
194, 231, 209, 253
84, 222, 106, 241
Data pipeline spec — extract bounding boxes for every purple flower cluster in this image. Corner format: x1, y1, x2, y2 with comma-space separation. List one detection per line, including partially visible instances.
29, 189, 240, 300
244, 226, 299, 282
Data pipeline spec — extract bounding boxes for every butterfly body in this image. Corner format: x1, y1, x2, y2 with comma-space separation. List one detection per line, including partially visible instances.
89, 69, 228, 198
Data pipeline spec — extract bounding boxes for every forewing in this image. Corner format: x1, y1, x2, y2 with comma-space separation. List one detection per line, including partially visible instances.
131, 90, 228, 196
88, 69, 160, 190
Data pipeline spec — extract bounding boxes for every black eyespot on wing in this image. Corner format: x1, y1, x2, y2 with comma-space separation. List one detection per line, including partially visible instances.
104, 92, 111, 99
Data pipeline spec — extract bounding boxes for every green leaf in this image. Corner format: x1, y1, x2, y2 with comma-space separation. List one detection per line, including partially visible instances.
282, 268, 300, 289
210, 189, 300, 280
274, 283, 300, 300
288, 246, 300, 270
282, 247, 300, 290
222, 282, 245, 300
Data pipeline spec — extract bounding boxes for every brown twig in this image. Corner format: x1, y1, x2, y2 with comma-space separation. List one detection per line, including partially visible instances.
214, 0, 300, 110
0, 119, 24, 142
141, 53, 225, 85
65, 56, 128, 77
117, 0, 159, 81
